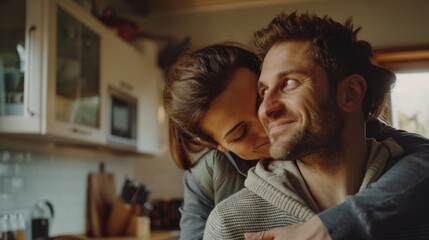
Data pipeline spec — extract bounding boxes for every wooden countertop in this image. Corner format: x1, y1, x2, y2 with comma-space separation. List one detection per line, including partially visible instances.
89, 230, 180, 240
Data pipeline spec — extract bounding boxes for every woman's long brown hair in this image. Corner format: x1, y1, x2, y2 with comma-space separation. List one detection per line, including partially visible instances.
163, 43, 261, 170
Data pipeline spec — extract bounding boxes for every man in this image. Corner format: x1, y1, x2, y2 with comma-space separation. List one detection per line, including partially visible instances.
203, 12, 429, 240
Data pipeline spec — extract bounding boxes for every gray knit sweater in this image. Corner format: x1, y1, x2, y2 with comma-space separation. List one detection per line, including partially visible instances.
204, 138, 428, 239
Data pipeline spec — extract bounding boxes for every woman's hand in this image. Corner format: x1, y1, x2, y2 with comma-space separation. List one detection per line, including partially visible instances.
244, 215, 331, 240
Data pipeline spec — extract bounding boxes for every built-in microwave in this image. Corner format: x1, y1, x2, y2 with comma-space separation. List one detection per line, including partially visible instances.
107, 86, 137, 149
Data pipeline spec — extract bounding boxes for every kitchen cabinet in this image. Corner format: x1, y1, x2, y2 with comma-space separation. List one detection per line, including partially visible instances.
0, 0, 43, 132
52, 2, 104, 142
103, 33, 165, 154
0, 0, 165, 154
0, 0, 106, 144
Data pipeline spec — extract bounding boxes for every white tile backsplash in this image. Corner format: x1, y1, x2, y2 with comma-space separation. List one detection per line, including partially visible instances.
134, 151, 184, 200
0, 136, 184, 237
0, 146, 134, 236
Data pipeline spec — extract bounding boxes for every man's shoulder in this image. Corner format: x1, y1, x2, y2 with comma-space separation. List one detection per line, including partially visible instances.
204, 188, 258, 239
211, 187, 297, 222
209, 188, 272, 224
205, 188, 304, 240
215, 188, 258, 210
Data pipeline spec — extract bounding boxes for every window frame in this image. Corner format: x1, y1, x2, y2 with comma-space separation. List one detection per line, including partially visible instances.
374, 45, 429, 132
374, 45, 429, 72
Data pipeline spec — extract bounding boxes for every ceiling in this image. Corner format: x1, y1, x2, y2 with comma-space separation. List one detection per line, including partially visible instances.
105, 0, 321, 16
152, 0, 287, 10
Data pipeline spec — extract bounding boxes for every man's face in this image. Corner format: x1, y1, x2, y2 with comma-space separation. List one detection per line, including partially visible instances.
257, 41, 343, 160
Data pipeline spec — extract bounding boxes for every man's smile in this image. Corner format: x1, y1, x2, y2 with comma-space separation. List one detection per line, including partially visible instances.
268, 119, 296, 136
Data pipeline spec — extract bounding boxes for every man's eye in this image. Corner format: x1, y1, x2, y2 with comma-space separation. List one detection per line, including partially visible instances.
281, 79, 299, 93
257, 87, 268, 99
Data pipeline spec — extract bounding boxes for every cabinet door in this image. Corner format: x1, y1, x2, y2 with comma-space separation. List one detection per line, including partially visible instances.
103, 34, 165, 154
0, 0, 43, 133
55, 5, 101, 129
46, 0, 106, 144
103, 34, 140, 150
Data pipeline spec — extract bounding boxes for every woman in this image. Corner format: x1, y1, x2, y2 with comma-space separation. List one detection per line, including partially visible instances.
163, 43, 429, 240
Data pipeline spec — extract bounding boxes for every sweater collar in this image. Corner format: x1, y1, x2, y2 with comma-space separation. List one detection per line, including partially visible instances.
245, 138, 403, 220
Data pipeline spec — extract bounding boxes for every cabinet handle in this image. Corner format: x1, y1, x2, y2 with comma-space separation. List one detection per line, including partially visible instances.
70, 127, 91, 135
26, 25, 36, 116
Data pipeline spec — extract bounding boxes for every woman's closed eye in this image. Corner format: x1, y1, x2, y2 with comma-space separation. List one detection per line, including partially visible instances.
230, 125, 248, 143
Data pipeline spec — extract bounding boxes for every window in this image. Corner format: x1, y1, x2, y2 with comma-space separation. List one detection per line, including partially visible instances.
375, 46, 429, 138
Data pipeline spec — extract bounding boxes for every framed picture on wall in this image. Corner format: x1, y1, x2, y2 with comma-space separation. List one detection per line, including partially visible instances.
374, 46, 429, 138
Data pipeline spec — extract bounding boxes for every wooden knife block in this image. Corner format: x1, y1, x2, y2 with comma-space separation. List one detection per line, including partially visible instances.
106, 198, 141, 236
86, 162, 117, 237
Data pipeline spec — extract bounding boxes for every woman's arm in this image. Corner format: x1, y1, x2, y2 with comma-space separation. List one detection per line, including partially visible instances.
320, 171, 429, 239
179, 171, 214, 240
320, 123, 429, 239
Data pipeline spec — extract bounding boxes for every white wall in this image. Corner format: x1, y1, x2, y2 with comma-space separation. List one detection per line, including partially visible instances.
137, 0, 429, 49
0, 138, 136, 236
134, 151, 184, 200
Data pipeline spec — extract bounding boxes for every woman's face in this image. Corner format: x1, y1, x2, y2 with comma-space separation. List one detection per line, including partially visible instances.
201, 68, 271, 160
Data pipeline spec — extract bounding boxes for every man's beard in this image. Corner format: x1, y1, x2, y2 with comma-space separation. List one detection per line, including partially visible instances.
269, 96, 344, 161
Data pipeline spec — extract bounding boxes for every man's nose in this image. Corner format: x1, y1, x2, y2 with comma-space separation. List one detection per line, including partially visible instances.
258, 91, 283, 120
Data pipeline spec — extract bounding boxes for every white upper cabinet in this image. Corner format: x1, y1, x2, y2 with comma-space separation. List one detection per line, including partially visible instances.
0, 0, 164, 154
103, 33, 165, 155
0, 0, 106, 144
46, 0, 107, 144
0, 0, 44, 133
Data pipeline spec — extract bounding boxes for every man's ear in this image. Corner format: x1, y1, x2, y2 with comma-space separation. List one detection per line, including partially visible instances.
337, 74, 367, 113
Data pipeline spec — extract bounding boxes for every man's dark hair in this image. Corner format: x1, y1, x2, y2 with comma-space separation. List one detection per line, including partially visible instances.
254, 11, 396, 120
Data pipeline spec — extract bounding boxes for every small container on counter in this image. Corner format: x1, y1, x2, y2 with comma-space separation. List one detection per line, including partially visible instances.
16, 214, 25, 240
136, 215, 151, 239
0, 215, 8, 240
135, 185, 152, 239
7, 214, 18, 240
0, 213, 26, 240
31, 201, 54, 240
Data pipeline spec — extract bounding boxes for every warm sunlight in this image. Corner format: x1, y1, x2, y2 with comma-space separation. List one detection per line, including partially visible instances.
391, 72, 429, 138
